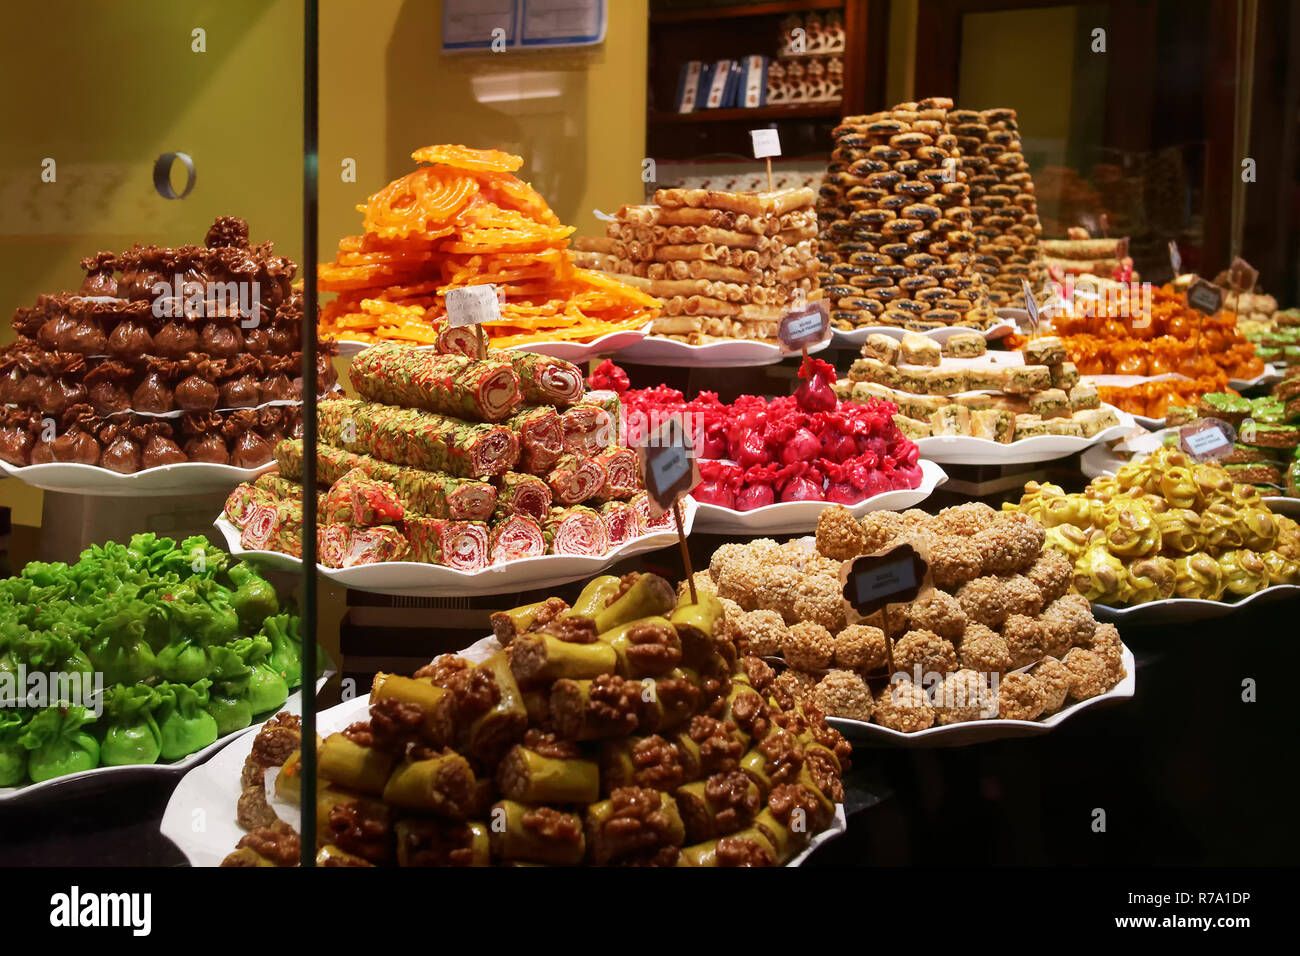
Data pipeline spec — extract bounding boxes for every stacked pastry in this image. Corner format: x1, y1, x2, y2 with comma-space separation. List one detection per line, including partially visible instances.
571, 187, 822, 344
815, 97, 995, 333
1041, 231, 1136, 281
947, 107, 1048, 306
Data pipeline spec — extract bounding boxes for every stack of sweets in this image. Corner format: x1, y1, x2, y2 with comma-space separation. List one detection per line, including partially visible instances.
947, 106, 1047, 306
571, 187, 822, 344
222, 343, 660, 570
815, 97, 995, 332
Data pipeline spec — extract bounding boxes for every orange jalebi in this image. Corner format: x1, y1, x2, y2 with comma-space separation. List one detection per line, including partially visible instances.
318, 144, 659, 347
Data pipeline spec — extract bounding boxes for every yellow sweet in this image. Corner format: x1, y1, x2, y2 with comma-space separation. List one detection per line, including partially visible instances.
1044, 524, 1092, 562
1240, 507, 1278, 553
1200, 502, 1247, 552
1260, 550, 1300, 586
1218, 549, 1270, 598
1155, 509, 1203, 555
1016, 481, 1065, 523
1039, 493, 1093, 530
1230, 483, 1262, 510
1191, 463, 1233, 505
1072, 544, 1132, 605
1126, 555, 1177, 605
1173, 552, 1225, 601
1157, 465, 1200, 510
1128, 491, 1169, 514
1274, 516, 1300, 561
1103, 502, 1162, 560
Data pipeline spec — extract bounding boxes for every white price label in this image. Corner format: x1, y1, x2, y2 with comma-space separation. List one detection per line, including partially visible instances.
445, 284, 502, 328
784, 311, 823, 341
650, 444, 689, 493
1168, 240, 1182, 276
750, 128, 782, 159
1022, 279, 1040, 329
1184, 427, 1231, 457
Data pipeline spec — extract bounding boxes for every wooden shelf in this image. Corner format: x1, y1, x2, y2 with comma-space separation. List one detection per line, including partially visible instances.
649, 103, 843, 124
651, 1, 844, 26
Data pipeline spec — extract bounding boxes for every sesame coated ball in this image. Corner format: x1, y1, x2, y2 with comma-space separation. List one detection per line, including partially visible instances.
859, 511, 908, 554
833, 624, 888, 671
933, 668, 992, 724
1040, 593, 1097, 650
714, 596, 744, 645
676, 571, 718, 602
770, 540, 816, 570
736, 610, 788, 658
753, 563, 801, 621
1087, 622, 1126, 681
709, 542, 752, 581
873, 679, 936, 733
1026, 548, 1073, 605
716, 551, 764, 608
958, 623, 1012, 674
773, 668, 818, 707
975, 512, 1046, 575
863, 604, 907, 634
783, 621, 835, 671
802, 553, 844, 577
812, 670, 875, 721
1063, 647, 1112, 700
1002, 574, 1045, 617
905, 589, 967, 641
816, 505, 867, 560
1001, 614, 1045, 669
899, 508, 932, 528
935, 501, 998, 537
955, 575, 1015, 628
746, 538, 783, 562
996, 672, 1046, 721
927, 535, 985, 590
894, 629, 959, 679
792, 574, 847, 632
1031, 657, 1071, 713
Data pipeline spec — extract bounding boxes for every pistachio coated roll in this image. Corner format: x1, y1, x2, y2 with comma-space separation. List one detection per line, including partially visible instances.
318, 733, 396, 795
489, 799, 586, 865
507, 632, 618, 687
382, 751, 478, 819
497, 744, 600, 804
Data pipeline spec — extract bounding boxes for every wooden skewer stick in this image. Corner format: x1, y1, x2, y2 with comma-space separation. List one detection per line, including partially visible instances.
765, 157, 774, 193
673, 498, 696, 604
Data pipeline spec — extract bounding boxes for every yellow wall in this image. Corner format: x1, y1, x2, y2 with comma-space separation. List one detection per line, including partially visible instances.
1, 0, 648, 529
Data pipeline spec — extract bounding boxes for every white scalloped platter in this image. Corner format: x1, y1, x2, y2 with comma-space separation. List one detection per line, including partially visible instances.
693, 459, 947, 535
829, 319, 1015, 350
613, 334, 831, 368
0, 677, 326, 806
827, 646, 1135, 748
214, 498, 697, 597
0, 457, 275, 497
914, 406, 1136, 465
161, 635, 845, 867
331, 325, 651, 362
1090, 585, 1300, 625
1230, 364, 1282, 390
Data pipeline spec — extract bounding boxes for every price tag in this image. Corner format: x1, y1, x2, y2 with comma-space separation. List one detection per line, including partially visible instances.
1021, 279, 1040, 332
636, 416, 700, 519
1116, 236, 1130, 260
1099, 212, 1109, 238
444, 284, 502, 328
1229, 256, 1259, 293
1186, 278, 1224, 316
778, 300, 829, 353
1178, 418, 1236, 462
1168, 240, 1182, 277
839, 542, 931, 619
750, 128, 782, 159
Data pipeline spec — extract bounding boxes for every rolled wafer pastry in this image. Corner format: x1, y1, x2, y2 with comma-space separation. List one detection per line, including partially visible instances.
684, 296, 741, 316
653, 207, 735, 228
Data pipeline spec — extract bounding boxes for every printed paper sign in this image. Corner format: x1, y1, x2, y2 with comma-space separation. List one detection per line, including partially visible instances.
637, 416, 700, 519
445, 284, 502, 327
750, 128, 782, 159
1168, 240, 1182, 276
1186, 279, 1224, 317
840, 542, 930, 618
1178, 418, 1236, 462
778, 300, 829, 353
1229, 257, 1259, 293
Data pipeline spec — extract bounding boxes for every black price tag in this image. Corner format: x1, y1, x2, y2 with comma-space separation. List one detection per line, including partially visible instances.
778, 300, 829, 353
839, 542, 930, 618
1229, 257, 1259, 293
637, 416, 700, 520
1186, 278, 1224, 316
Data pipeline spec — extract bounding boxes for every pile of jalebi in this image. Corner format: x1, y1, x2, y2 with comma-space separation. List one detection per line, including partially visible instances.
1048, 283, 1263, 418
319, 146, 660, 349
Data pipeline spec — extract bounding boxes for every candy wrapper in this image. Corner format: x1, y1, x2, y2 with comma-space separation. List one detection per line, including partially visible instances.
544, 506, 610, 556
406, 517, 490, 571
489, 514, 547, 564
349, 343, 522, 422
546, 454, 608, 506
323, 467, 405, 526
496, 472, 553, 521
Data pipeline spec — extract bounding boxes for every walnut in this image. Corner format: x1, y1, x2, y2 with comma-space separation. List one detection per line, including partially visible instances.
327, 800, 391, 864
398, 819, 482, 867
805, 750, 845, 803
729, 688, 771, 739
715, 835, 775, 866
618, 845, 682, 867
541, 614, 598, 644
340, 721, 374, 747
413, 654, 470, 687
689, 715, 744, 775
602, 786, 677, 855
235, 820, 300, 867
529, 596, 570, 631
624, 621, 682, 671
609, 573, 639, 604
757, 730, 805, 786
704, 771, 761, 832
740, 655, 776, 691
445, 666, 500, 722
768, 782, 831, 833
248, 718, 301, 769
370, 696, 447, 754
588, 675, 642, 736
522, 728, 581, 759
655, 675, 701, 721
630, 735, 686, 790
522, 806, 583, 844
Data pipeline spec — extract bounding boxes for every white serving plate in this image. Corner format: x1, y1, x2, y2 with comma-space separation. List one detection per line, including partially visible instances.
0, 458, 275, 497
614, 335, 831, 368
0, 678, 326, 805
1265, 495, 1300, 518
1090, 584, 1300, 624
829, 319, 1015, 350
693, 460, 947, 535
161, 635, 844, 867
914, 406, 1135, 465
828, 646, 1135, 747
214, 498, 697, 597
1230, 364, 1282, 390
332, 325, 650, 361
